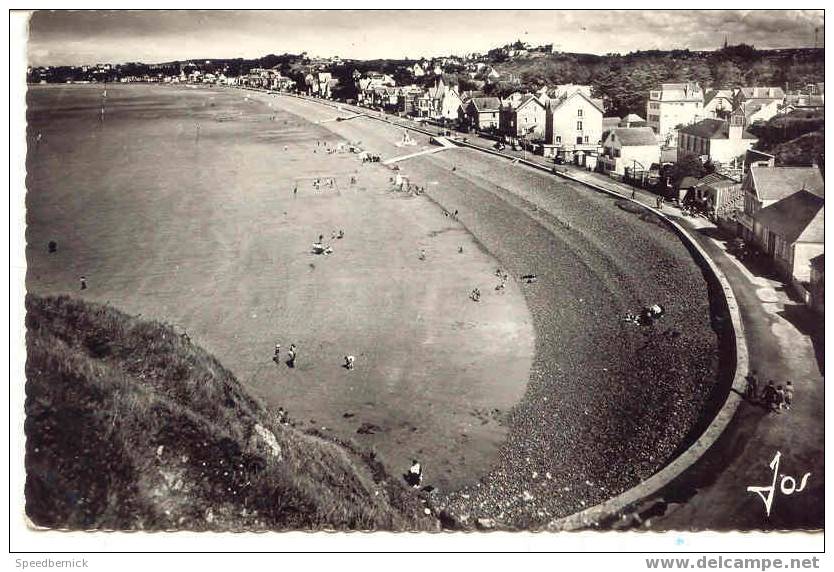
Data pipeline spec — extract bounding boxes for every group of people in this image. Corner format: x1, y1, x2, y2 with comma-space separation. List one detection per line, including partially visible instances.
312, 177, 337, 191
273, 343, 298, 368
745, 371, 794, 413
273, 342, 359, 372
494, 268, 509, 293
623, 303, 666, 326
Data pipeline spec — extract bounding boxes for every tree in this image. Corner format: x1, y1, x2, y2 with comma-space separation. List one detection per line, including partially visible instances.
668, 152, 706, 186
713, 61, 744, 87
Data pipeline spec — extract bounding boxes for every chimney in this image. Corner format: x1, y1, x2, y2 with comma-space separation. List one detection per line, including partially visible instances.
729, 112, 744, 140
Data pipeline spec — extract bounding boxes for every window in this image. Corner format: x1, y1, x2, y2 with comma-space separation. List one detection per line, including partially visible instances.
584, 135, 589, 144
577, 121, 583, 130
577, 109, 583, 117
555, 135, 561, 144
576, 136, 583, 144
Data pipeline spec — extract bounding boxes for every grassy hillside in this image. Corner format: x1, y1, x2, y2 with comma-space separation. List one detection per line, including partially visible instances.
748, 110, 824, 166
24, 294, 435, 531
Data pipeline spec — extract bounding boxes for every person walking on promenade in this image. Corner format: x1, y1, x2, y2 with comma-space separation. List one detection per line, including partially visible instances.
774, 385, 786, 412
761, 381, 777, 411
745, 370, 759, 401
784, 381, 794, 411
80, 276, 87, 290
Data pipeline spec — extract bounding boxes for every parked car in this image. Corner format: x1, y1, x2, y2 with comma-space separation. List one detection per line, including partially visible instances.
493, 141, 506, 150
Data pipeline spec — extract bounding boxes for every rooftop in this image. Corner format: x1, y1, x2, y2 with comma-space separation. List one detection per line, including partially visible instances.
756, 190, 824, 244
745, 166, 825, 202
470, 97, 501, 111
696, 172, 738, 189
679, 118, 757, 140
738, 87, 786, 100
608, 127, 658, 146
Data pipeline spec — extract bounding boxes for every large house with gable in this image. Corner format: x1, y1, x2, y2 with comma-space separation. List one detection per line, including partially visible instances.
542, 87, 604, 164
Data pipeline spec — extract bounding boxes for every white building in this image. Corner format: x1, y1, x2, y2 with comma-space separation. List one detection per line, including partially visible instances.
599, 127, 661, 176
677, 113, 758, 166
542, 89, 604, 163
703, 89, 735, 118
646, 82, 705, 145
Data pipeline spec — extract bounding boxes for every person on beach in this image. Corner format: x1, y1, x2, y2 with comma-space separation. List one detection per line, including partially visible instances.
287, 344, 297, 368
293, 184, 298, 197
406, 460, 423, 488
273, 343, 281, 363
344, 355, 355, 370
470, 288, 481, 302
419, 249, 426, 261
745, 370, 759, 401
458, 246, 464, 254
784, 381, 794, 411
80, 276, 87, 290
642, 304, 665, 324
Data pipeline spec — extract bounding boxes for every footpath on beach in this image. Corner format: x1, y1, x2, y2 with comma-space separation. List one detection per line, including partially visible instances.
254, 88, 822, 530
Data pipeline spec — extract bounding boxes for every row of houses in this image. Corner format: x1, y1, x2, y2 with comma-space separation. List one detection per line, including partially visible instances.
647, 82, 824, 145
236, 68, 296, 91
674, 158, 824, 312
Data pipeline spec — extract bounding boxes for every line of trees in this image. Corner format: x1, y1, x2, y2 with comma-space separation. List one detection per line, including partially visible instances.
485, 45, 824, 117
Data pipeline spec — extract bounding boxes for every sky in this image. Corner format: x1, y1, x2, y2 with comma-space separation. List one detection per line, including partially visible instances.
26, 9, 825, 66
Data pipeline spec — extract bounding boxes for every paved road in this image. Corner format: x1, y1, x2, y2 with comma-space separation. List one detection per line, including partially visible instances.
631, 219, 825, 531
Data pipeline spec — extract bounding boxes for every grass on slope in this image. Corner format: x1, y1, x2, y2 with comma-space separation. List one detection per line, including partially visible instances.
24, 294, 435, 531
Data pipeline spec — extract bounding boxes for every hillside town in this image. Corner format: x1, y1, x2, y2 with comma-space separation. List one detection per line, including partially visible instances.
28, 42, 823, 314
